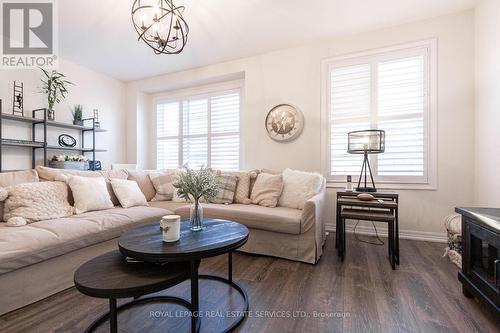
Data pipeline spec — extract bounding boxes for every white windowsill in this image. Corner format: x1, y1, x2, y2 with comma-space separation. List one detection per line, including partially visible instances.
326, 181, 437, 191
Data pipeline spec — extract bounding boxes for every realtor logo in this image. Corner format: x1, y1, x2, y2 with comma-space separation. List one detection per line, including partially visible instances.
1, 0, 58, 68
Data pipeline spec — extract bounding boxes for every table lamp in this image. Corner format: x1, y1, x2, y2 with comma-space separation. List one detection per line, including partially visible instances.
347, 129, 385, 192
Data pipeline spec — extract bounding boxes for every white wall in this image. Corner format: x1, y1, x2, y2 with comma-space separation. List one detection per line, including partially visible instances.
474, 0, 500, 206
0, 59, 127, 170
127, 11, 476, 239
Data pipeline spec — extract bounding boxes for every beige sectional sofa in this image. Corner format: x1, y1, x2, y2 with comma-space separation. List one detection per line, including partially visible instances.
0, 167, 326, 315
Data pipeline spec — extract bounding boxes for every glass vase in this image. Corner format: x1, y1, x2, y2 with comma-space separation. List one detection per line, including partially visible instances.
189, 200, 203, 231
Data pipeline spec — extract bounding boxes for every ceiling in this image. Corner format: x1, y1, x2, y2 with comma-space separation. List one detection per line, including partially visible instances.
59, 0, 479, 82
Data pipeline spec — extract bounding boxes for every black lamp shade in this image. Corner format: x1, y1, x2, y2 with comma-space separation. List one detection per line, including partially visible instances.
347, 130, 385, 154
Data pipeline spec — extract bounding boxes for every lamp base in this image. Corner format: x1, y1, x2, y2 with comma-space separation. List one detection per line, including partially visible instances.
356, 187, 377, 193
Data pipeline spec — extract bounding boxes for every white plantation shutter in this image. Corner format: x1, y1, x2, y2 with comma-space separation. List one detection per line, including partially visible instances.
183, 98, 208, 169
156, 102, 179, 170
211, 93, 240, 170
327, 42, 434, 185
377, 56, 425, 177
156, 87, 240, 170
330, 64, 370, 175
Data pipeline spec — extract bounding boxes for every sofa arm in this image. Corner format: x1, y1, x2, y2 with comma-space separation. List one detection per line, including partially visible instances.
301, 185, 326, 234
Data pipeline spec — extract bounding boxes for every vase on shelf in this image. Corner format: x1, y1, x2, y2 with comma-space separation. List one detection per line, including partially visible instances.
47, 109, 55, 121
189, 200, 203, 231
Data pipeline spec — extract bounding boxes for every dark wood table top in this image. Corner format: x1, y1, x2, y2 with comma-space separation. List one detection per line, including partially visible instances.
338, 197, 398, 209
74, 250, 190, 299
455, 207, 500, 233
337, 190, 399, 199
119, 219, 249, 263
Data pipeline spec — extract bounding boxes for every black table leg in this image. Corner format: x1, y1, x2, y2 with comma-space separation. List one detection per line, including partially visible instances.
395, 207, 400, 265
190, 259, 200, 333
336, 199, 340, 249
389, 222, 395, 270
109, 298, 117, 333
341, 217, 346, 261
228, 252, 233, 283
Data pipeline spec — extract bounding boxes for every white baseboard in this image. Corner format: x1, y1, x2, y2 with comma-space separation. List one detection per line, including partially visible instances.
324, 223, 447, 243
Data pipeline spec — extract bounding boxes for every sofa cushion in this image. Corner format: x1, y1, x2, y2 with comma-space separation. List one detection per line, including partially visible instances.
278, 168, 323, 209
0, 206, 171, 274
127, 170, 156, 201
174, 203, 302, 235
66, 176, 114, 214
149, 171, 175, 201
0, 170, 39, 223
250, 173, 284, 208
0, 169, 39, 187
148, 201, 190, 212
208, 174, 237, 204
35, 166, 128, 206
110, 178, 148, 208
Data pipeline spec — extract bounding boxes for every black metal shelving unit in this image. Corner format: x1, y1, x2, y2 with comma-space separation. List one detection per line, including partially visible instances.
0, 101, 107, 172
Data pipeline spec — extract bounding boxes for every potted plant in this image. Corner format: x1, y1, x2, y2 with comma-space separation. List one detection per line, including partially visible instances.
40, 68, 73, 121
72, 104, 83, 126
173, 166, 220, 231
49, 154, 89, 170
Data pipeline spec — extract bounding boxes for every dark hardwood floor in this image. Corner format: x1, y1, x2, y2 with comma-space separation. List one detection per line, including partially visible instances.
0, 234, 498, 333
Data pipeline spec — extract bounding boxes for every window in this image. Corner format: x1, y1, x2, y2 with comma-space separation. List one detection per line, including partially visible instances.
156, 87, 241, 170
323, 40, 436, 187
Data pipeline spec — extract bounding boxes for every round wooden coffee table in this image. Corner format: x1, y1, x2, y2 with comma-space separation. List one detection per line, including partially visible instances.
74, 250, 192, 333
118, 219, 249, 333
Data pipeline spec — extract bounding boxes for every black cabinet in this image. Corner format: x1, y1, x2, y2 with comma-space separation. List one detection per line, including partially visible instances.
456, 207, 500, 314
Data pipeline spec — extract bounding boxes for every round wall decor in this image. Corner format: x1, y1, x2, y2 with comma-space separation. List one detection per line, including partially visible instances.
265, 104, 304, 142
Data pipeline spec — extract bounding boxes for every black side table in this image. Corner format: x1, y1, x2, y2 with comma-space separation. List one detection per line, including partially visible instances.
119, 219, 249, 333
336, 190, 400, 269
74, 250, 192, 333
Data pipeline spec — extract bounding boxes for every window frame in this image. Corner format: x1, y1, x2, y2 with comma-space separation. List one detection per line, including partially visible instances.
153, 80, 244, 170
321, 39, 437, 190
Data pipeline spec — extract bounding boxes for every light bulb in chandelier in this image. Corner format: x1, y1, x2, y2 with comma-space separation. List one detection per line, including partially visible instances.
131, 0, 189, 55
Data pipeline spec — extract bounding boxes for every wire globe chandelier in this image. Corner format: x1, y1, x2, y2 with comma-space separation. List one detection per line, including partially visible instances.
131, 0, 189, 55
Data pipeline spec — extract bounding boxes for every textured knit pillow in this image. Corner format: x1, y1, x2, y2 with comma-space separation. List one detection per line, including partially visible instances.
110, 178, 148, 208
250, 173, 284, 208
278, 168, 323, 209
208, 174, 238, 204
148, 171, 175, 201
66, 176, 113, 214
2, 181, 73, 227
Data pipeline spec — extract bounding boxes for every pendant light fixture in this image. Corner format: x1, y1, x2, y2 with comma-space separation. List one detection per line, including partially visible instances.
131, 0, 189, 55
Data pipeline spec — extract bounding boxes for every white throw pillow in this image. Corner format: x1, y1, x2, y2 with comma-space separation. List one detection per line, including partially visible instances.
278, 168, 323, 209
66, 175, 114, 214
110, 178, 148, 208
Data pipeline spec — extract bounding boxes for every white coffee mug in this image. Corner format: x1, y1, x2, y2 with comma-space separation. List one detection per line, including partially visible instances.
160, 215, 181, 242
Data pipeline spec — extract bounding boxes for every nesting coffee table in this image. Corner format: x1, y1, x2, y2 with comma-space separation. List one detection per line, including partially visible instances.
119, 218, 249, 333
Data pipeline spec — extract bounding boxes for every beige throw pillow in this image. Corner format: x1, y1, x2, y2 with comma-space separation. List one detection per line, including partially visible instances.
35, 166, 127, 206
66, 176, 114, 214
278, 168, 324, 209
110, 179, 148, 208
2, 181, 73, 226
148, 171, 175, 201
250, 173, 284, 208
127, 170, 156, 201
217, 170, 258, 204
209, 174, 238, 204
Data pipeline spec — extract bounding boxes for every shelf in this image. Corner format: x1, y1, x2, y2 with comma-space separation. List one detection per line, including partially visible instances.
46, 120, 107, 132
0, 113, 43, 123
42, 145, 107, 153
0, 113, 106, 132
1, 139, 44, 148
